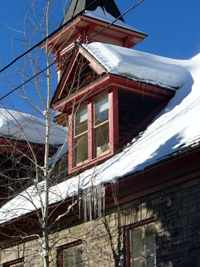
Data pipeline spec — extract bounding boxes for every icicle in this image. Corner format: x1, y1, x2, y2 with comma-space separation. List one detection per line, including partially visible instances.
111, 180, 119, 206
102, 186, 105, 218
88, 190, 92, 222
93, 187, 97, 219
83, 191, 87, 222
98, 185, 102, 219
78, 194, 81, 220
82, 185, 105, 222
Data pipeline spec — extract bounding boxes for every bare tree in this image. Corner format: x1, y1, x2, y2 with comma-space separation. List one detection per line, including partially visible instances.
0, 1, 111, 266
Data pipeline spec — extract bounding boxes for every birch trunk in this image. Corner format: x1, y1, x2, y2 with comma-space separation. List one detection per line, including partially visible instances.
43, 1, 51, 266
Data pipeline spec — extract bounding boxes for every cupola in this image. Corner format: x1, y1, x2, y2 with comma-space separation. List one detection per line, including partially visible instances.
47, 0, 175, 175
40, 0, 147, 80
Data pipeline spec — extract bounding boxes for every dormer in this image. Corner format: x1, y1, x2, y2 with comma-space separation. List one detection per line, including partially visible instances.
40, 0, 147, 81
51, 43, 175, 174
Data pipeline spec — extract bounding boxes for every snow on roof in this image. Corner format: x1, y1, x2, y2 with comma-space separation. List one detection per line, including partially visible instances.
0, 109, 67, 146
84, 7, 146, 35
83, 42, 188, 89
1, 47, 200, 224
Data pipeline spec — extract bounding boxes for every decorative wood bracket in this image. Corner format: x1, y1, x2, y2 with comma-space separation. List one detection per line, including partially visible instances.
85, 24, 96, 43
123, 36, 132, 48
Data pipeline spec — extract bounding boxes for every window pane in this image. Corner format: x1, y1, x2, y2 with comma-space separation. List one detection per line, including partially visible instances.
145, 256, 156, 267
63, 247, 83, 267
75, 106, 88, 136
76, 134, 88, 164
96, 123, 109, 156
144, 225, 155, 256
74, 248, 83, 267
95, 95, 108, 125
131, 228, 143, 260
131, 259, 143, 267
64, 249, 74, 267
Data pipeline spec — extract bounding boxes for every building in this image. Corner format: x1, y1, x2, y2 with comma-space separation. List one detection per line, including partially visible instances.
0, 0, 200, 266
0, 108, 67, 204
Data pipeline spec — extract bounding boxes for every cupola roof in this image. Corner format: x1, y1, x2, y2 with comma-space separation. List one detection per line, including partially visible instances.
61, 0, 124, 25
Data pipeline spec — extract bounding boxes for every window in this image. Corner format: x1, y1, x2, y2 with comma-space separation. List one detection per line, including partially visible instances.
4, 259, 24, 267
75, 105, 88, 165
58, 241, 83, 267
94, 94, 109, 157
126, 221, 156, 267
71, 94, 110, 169
68, 88, 119, 173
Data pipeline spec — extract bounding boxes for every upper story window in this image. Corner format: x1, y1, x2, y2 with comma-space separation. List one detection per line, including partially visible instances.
58, 241, 83, 267
67, 84, 170, 174
69, 93, 110, 172
126, 221, 156, 267
94, 94, 109, 157
75, 105, 88, 165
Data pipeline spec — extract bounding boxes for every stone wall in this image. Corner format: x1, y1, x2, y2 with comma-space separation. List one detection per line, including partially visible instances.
0, 177, 200, 266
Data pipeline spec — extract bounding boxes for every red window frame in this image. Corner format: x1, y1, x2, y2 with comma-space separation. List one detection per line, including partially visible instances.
93, 94, 110, 158
68, 87, 119, 173
4, 259, 24, 267
126, 219, 156, 267
74, 104, 89, 166
58, 240, 83, 267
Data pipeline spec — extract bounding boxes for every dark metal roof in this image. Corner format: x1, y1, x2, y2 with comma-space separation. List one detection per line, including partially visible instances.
61, 0, 125, 25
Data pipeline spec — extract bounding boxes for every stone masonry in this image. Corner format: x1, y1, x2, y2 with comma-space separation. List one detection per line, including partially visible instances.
0, 177, 200, 266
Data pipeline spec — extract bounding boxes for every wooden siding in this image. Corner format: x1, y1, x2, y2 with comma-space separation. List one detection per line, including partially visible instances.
118, 89, 161, 143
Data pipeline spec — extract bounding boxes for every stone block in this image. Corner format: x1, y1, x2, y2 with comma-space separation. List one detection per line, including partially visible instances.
121, 199, 141, 210
168, 216, 187, 230
180, 178, 199, 189
178, 205, 196, 216
182, 194, 200, 208
174, 188, 190, 199
188, 212, 200, 225
142, 191, 160, 201
162, 199, 181, 214
190, 184, 200, 194
164, 210, 177, 220
151, 195, 173, 206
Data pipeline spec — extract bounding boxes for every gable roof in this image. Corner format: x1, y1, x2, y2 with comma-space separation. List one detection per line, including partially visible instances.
0, 109, 67, 146
51, 42, 178, 107
82, 43, 187, 90
61, 0, 125, 25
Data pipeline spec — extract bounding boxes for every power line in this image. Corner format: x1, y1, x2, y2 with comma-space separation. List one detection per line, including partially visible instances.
0, 43, 78, 101
87, 0, 145, 43
0, 0, 98, 74
0, 0, 145, 102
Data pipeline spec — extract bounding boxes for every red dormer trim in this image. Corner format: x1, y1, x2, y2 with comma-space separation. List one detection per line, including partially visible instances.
59, 75, 174, 174
50, 46, 175, 175
52, 73, 174, 113
40, 15, 147, 69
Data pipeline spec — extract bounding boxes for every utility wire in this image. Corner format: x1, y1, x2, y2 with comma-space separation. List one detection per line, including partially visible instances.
87, 0, 145, 43
0, 43, 78, 101
0, 0, 145, 102
0, 0, 98, 74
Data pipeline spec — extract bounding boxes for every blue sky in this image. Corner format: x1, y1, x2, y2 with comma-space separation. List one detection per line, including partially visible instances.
0, 0, 200, 113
